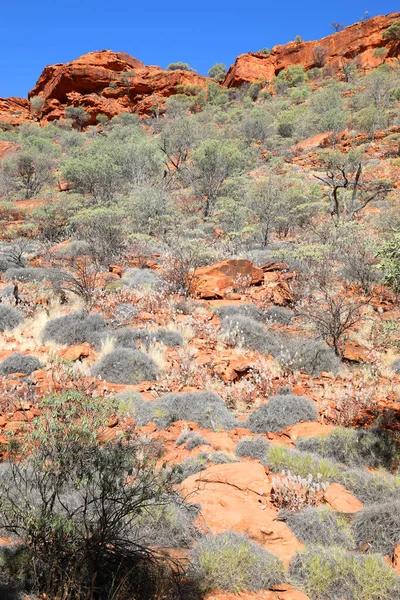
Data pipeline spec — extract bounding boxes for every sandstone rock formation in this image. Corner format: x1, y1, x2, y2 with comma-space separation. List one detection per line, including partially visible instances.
0, 97, 32, 126
190, 259, 264, 299
28, 50, 210, 123
224, 12, 400, 88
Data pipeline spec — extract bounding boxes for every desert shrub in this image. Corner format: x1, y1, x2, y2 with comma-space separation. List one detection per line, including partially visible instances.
289, 546, 400, 600
271, 471, 328, 511
92, 348, 158, 384
0, 392, 191, 600
42, 311, 107, 346
284, 507, 354, 548
5, 267, 67, 284
107, 327, 151, 351
215, 303, 264, 322
246, 394, 318, 433
133, 498, 200, 549
114, 391, 154, 424
342, 468, 400, 505
112, 303, 137, 323
296, 427, 399, 469
264, 306, 293, 325
176, 431, 211, 450
235, 436, 270, 461
122, 268, 163, 290
266, 446, 340, 482
54, 240, 89, 258
0, 354, 41, 376
220, 315, 280, 354
390, 358, 400, 374
148, 391, 237, 431
278, 338, 340, 376
154, 329, 183, 347
189, 531, 285, 593
352, 501, 400, 557
0, 306, 23, 333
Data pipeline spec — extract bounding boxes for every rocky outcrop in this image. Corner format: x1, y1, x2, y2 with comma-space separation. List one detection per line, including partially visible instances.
224, 12, 400, 87
28, 50, 210, 123
190, 259, 264, 299
0, 97, 32, 126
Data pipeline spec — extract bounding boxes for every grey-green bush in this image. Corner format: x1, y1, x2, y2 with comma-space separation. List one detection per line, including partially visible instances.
246, 394, 318, 433
284, 507, 354, 548
92, 348, 158, 384
289, 546, 400, 600
278, 338, 340, 376
390, 358, 400, 374
0, 353, 41, 376
352, 500, 400, 557
189, 531, 285, 593
220, 314, 280, 354
0, 306, 23, 333
296, 427, 399, 469
122, 268, 163, 290
176, 431, 211, 450
215, 303, 264, 322
264, 306, 294, 325
235, 436, 270, 461
42, 311, 107, 347
5, 267, 67, 284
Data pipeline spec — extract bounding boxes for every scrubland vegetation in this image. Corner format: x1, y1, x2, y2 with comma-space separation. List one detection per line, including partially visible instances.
0, 20, 400, 600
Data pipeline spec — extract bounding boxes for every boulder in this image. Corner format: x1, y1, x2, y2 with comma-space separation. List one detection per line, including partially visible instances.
190, 260, 264, 299
0, 97, 32, 126
325, 482, 363, 513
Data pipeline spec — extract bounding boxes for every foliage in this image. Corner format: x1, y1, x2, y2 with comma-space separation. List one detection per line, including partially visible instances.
92, 347, 159, 384
0, 306, 23, 333
42, 310, 107, 346
0, 353, 41, 376
271, 471, 328, 511
382, 20, 400, 42
208, 63, 227, 81
377, 234, 400, 295
189, 531, 285, 593
235, 436, 270, 461
246, 394, 318, 433
352, 501, 400, 557
284, 507, 354, 548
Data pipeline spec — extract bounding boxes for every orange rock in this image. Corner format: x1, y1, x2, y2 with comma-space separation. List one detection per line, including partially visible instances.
224, 12, 400, 88
342, 341, 370, 363
283, 422, 335, 441
325, 483, 363, 513
393, 544, 400, 576
0, 141, 19, 160
58, 343, 91, 361
0, 97, 32, 126
180, 463, 303, 564
28, 50, 211, 123
190, 260, 264, 299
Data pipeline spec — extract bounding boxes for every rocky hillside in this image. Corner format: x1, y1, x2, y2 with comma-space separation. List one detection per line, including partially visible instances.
0, 12, 399, 126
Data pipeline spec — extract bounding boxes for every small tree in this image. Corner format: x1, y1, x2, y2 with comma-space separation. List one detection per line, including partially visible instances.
314, 151, 392, 225
377, 234, 400, 296
0, 392, 186, 599
2, 151, 54, 199
330, 22, 345, 32
382, 20, 400, 42
65, 105, 91, 130
192, 139, 244, 218
166, 62, 196, 72
30, 95, 45, 119
71, 207, 127, 265
208, 63, 227, 82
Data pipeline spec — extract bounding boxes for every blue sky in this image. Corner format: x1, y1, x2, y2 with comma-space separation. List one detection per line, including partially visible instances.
1, 0, 399, 98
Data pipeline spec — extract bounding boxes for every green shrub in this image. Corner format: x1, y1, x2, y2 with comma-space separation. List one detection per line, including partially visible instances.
5, 267, 67, 284
189, 531, 285, 593
122, 268, 163, 290
220, 314, 280, 354
382, 20, 400, 42
246, 394, 318, 433
0, 306, 23, 333
214, 303, 263, 322
352, 501, 400, 557
92, 348, 159, 384
277, 338, 340, 377
42, 311, 107, 346
264, 306, 293, 325
166, 62, 196, 72
266, 446, 340, 482
284, 507, 354, 548
296, 427, 399, 469
0, 354, 41, 376
176, 431, 211, 450
235, 436, 270, 461
289, 546, 400, 600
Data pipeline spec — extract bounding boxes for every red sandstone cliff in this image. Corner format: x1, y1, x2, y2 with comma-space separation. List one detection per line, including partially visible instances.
224, 12, 400, 87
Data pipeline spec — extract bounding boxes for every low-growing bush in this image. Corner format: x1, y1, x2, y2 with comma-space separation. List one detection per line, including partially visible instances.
390, 358, 400, 374
215, 303, 263, 322
122, 268, 163, 290
220, 314, 280, 354
289, 546, 400, 600
296, 427, 399, 469
189, 531, 285, 593
150, 391, 237, 430
265, 446, 340, 482
0, 353, 41, 376
246, 394, 318, 433
235, 436, 270, 461
176, 431, 211, 450
284, 507, 354, 548
92, 348, 159, 384
264, 306, 294, 325
154, 328, 184, 347
271, 471, 328, 511
5, 267, 67, 284
0, 306, 23, 333
352, 500, 400, 557
278, 338, 340, 376
42, 311, 107, 346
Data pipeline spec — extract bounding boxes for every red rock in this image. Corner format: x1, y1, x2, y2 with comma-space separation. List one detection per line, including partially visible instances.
394, 544, 400, 575
0, 141, 19, 160
190, 260, 264, 299
28, 50, 211, 123
109, 265, 123, 277
180, 463, 303, 564
342, 341, 370, 363
224, 13, 400, 88
283, 422, 335, 441
0, 97, 32, 126
58, 343, 91, 361
325, 483, 363, 513
294, 132, 338, 152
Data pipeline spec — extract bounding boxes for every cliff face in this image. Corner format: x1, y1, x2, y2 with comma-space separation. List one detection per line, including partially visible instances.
0, 97, 32, 126
223, 12, 400, 87
28, 50, 210, 124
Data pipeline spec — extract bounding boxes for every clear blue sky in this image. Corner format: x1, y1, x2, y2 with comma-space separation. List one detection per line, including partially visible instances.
1, 0, 398, 98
